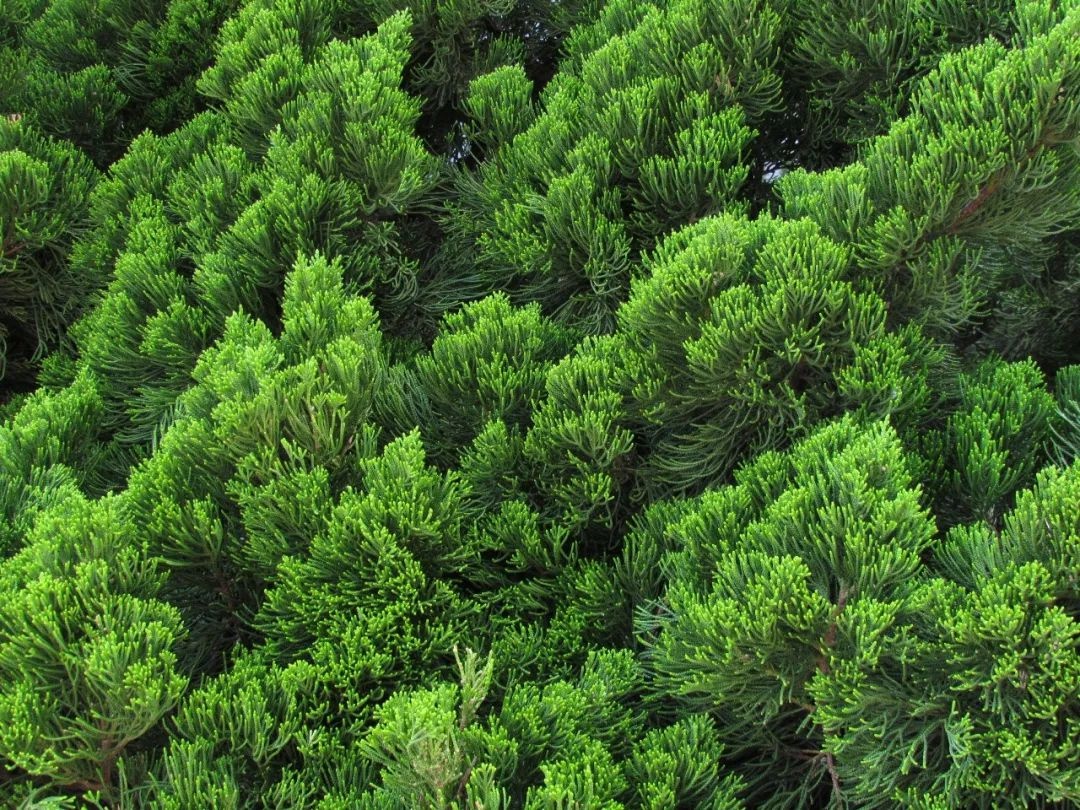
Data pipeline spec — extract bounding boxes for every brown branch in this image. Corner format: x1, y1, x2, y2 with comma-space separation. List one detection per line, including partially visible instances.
63, 777, 108, 794
100, 742, 115, 793
945, 132, 1058, 237
95, 716, 123, 799
824, 751, 843, 799
886, 130, 1060, 298
947, 175, 1003, 234
816, 586, 850, 676
788, 748, 844, 800
455, 760, 475, 803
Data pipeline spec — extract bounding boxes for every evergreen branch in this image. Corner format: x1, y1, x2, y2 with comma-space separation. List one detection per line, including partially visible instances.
943, 60, 1068, 241
824, 751, 842, 800
816, 585, 850, 676
944, 130, 1058, 236
947, 174, 1003, 235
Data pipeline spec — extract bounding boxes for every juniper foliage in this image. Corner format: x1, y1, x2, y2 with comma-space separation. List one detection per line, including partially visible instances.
2, 0, 1080, 807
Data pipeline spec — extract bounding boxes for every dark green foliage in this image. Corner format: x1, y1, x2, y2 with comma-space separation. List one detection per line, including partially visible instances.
919, 357, 1055, 528
644, 417, 935, 806
195, 11, 443, 338
379, 293, 577, 465
1052, 364, 1080, 467
152, 654, 337, 807
437, 0, 778, 332
0, 118, 98, 393
815, 460, 1080, 807
66, 112, 253, 453
775, 0, 1020, 168
779, 5, 1080, 351
3, 0, 1080, 807
120, 251, 392, 667
198, 0, 592, 149
0, 0, 239, 164
644, 416, 1080, 807
523, 334, 637, 535
615, 214, 943, 496
351, 648, 745, 808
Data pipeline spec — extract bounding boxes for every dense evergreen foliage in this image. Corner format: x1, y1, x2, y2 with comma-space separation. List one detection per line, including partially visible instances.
1, 0, 1079, 806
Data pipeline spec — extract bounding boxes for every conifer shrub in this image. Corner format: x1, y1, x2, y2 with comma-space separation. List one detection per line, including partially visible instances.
774, 0, 1022, 168
1, 0, 1080, 807
0, 0, 239, 164
778, 2, 1080, 349
0, 118, 98, 393
438, 0, 779, 331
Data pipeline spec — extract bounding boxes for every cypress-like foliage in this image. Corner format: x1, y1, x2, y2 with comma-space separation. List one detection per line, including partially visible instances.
0, 370, 102, 557
774, 0, 1020, 168
0, 118, 98, 393
0, 493, 187, 802
436, 0, 779, 331
2, 0, 1079, 806
0, 0, 239, 164
779, 4, 1080, 349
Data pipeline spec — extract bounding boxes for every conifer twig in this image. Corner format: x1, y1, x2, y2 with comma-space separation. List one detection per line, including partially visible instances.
816, 586, 850, 675
824, 751, 842, 799
946, 131, 1058, 236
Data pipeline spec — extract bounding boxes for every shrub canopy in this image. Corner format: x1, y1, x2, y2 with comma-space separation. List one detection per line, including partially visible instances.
2, 0, 1080, 807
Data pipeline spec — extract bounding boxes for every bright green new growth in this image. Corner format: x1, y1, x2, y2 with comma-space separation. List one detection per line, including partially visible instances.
1, 0, 1079, 807
0, 494, 187, 798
